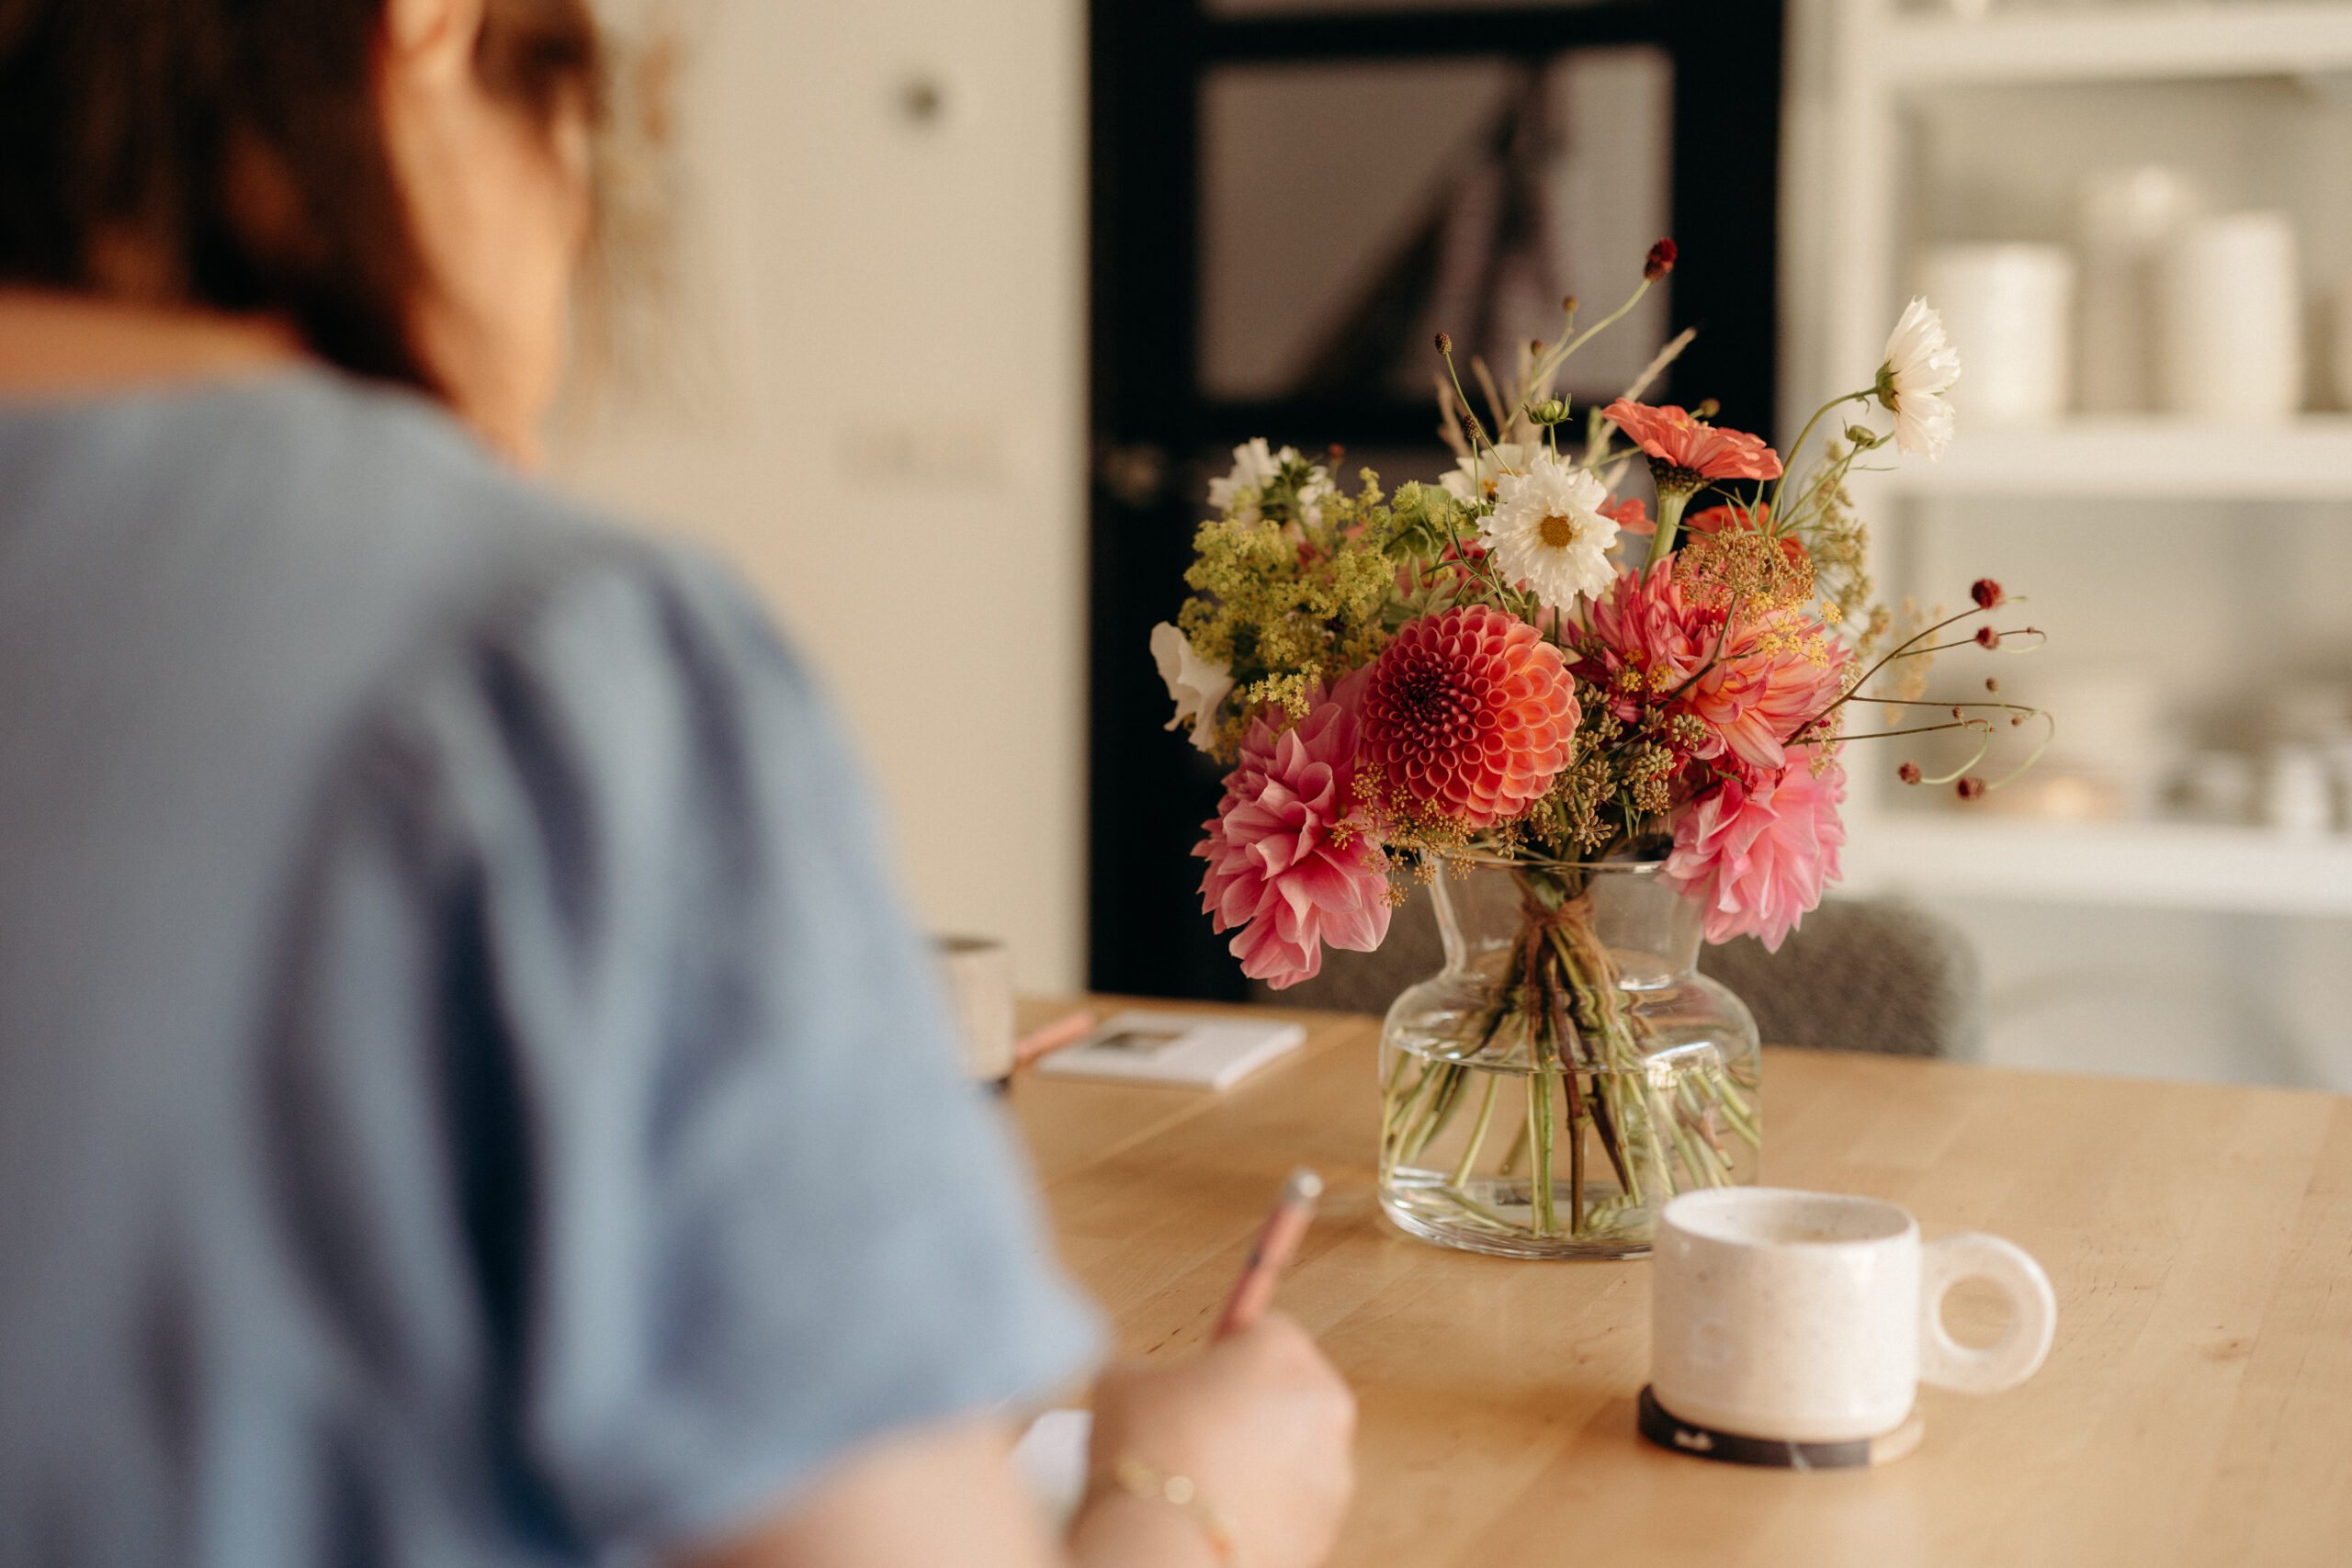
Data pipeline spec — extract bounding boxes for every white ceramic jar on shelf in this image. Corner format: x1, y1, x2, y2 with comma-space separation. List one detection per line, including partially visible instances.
2075, 164, 2204, 415
2157, 211, 2303, 423
1920, 243, 2075, 424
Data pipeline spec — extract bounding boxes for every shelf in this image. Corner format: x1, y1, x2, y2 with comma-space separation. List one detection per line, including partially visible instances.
1882, 3, 2352, 88
1839, 815, 2352, 916
1858, 415, 2352, 500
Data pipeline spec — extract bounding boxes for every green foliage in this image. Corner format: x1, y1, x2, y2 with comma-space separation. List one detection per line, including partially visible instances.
1175, 461, 1419, 754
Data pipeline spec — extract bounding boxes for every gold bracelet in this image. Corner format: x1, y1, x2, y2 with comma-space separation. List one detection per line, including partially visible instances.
1097, 1454, 1241, 1567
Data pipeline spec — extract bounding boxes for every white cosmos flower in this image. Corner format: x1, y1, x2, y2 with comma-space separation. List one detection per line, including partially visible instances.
1295, 469, 1337, 528
1208, 438, 1283, 515
1438, 442, 1544, 505
1149, 622, 1233, 752
1881, 298, 1962, 458
1208, 438, 1333, 525
1482, 454, 1621, 611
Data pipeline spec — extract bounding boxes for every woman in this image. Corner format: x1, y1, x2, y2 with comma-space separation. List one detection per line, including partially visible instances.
0, 2, 1354, 1564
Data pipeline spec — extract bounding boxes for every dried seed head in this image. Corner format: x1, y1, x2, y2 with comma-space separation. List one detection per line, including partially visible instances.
1435, 332, 1453, 356
1898, 761, 1922, 785
1645, 238, 1678, 280
1971, 577, 2005, 610
1976, 626, 2001, 649
1956, 775, 1987, 801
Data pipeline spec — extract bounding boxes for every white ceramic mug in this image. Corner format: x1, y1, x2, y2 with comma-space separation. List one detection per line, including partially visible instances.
933, 934, 1016, 1085
1651, 1188, 2056, 1444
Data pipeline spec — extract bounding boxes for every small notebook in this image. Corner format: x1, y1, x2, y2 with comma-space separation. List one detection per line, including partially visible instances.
1032, 1010, 1306, 1090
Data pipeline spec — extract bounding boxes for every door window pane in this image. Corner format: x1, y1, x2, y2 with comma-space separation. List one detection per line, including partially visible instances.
1200, 49, 1672, 406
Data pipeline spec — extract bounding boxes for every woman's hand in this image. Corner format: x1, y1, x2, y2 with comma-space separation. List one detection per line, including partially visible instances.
673, 1315, 1353, 1568
1073, 1313, 1356, 1568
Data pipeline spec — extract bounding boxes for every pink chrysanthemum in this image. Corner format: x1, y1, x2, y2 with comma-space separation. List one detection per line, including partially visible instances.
1577, 565, 1846, 775
1577, 561, 1712, 722
1684, 614, 1849, 774
1195, 698, 1391, 989
1355, 604, 1577, 830
1663, 751, 1847, 951
1602, 400, 1783, 482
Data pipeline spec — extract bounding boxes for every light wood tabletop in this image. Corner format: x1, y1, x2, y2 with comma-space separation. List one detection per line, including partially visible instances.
1008, 997, 2352, 1568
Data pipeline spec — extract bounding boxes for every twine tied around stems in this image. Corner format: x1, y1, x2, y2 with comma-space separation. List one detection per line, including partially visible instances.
1518, 889, 1600, 941
1515, 891, 1627, 1066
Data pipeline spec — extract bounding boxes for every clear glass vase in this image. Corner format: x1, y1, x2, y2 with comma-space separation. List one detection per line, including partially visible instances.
1377, 860, 1762, 1259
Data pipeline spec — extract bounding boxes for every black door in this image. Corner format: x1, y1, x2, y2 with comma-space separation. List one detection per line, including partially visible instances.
1089, 0, 1785, 998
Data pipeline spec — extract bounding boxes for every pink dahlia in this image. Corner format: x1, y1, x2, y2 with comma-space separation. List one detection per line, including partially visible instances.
1602, 400, 1783, 482
1195, 697, 1391, 988
1355, 604, 1577, 829
1663, 751, 1847, 951
1683, 615, 1849, 774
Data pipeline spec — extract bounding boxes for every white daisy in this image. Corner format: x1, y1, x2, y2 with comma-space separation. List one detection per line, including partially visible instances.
1880, 298, 1962, 459
1438, 442, 1544, 505
1481, 455, 1621, 611
1149, 622, 1233, 752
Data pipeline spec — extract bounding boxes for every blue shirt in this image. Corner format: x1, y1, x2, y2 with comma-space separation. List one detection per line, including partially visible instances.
0, 368, 1099, 1563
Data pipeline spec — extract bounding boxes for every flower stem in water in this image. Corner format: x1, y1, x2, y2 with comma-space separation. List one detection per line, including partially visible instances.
1448, 1071, 1503, 1189
1528, 1065, 1558, 1237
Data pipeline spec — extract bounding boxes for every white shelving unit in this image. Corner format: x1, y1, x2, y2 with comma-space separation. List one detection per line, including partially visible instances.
1880, 2, 2352, 86
1868, 415, 2352, 500
1785, 0, 2352, 919
1841, 817, 2352, 918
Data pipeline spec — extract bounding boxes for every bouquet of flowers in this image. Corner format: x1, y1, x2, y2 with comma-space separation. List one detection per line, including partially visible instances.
1151, 243, 2045, 1250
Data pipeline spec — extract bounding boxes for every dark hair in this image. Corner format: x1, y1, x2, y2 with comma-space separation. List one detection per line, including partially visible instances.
0, 0, 600, 393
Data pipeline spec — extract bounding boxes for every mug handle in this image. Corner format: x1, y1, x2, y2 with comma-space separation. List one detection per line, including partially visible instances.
1917, 1233, 2057, 1395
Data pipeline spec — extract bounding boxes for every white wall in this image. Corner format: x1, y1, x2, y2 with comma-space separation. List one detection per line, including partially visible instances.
555, 0, 1089, 992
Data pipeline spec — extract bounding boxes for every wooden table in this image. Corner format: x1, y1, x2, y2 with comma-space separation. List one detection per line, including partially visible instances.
1009, 998, 2352, 1567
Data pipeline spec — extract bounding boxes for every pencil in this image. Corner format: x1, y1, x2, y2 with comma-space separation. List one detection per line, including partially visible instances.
1013, 1010, 1097, 1066
1214, 1167, 1323, 1338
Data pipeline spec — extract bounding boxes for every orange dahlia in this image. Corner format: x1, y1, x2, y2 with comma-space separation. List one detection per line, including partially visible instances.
1353, 604, 1578, 829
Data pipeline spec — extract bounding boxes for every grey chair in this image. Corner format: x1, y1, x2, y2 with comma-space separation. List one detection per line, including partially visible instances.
1252, 887, 1983, 1059
1697, 897, 1984, 1059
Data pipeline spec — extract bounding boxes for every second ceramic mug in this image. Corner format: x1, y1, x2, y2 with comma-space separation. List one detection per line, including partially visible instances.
933, 934, 1016, 1086
1651, 1188, 2056, 1443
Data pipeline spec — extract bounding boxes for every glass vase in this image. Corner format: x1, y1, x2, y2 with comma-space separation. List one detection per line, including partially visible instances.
1377, 860, 1762, 1259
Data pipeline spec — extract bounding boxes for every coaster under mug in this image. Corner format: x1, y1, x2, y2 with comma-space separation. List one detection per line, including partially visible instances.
1637, 1385, 1925, 1470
